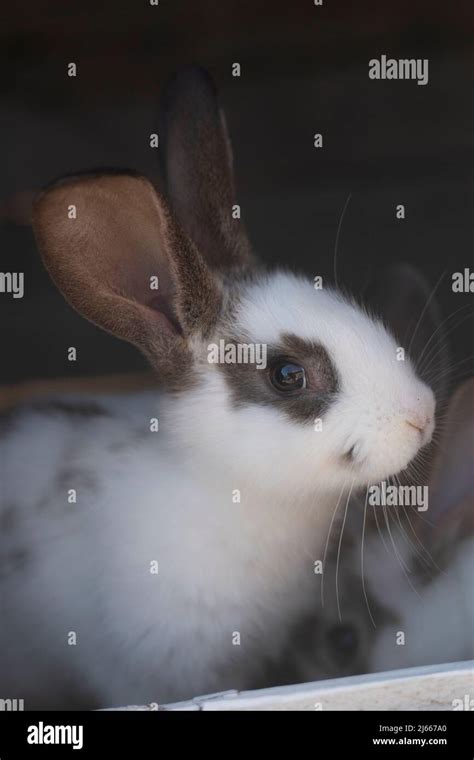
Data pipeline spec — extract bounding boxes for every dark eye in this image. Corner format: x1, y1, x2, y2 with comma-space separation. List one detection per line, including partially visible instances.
326, 623, 359, 664
270, 361, 306, 392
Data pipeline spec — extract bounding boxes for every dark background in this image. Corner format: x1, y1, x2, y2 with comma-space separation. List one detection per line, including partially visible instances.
1, 0, 472, 385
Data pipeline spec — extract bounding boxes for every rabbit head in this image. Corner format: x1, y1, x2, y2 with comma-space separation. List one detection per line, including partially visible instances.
32, 67, 436, 502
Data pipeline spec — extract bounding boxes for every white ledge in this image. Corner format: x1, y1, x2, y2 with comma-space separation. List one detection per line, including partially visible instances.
103, 659, 474, 711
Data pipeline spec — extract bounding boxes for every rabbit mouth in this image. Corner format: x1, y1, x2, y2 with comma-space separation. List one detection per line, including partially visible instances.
342, 441, 366, 466
340, 436, 421, 485
343, 444, 357, 463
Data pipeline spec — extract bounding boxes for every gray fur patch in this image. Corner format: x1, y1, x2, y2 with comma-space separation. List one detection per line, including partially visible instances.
0, 399, 111, 438
27, 399, 111, 419
56, 468, 100, 496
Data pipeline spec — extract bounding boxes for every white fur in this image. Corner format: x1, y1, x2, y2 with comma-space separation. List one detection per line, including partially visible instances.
0, 272, 436, 707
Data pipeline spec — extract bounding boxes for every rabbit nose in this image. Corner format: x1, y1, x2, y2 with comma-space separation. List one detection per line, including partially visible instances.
406, 417, 425, 433
403, 388, 436, 437
405, 411, 433, 442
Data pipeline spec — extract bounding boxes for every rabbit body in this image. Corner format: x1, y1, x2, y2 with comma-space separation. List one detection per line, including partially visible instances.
0, 384, 345, 707
0, 277, 435, 708
0, 67, 438, 708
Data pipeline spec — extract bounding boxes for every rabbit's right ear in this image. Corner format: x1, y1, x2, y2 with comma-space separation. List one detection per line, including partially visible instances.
159, 66, 254, 272
32, 172, 221, 383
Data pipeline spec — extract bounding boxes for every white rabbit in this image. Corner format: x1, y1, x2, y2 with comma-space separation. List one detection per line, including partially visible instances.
0, 66, 436, 708
272, 380, 473, 690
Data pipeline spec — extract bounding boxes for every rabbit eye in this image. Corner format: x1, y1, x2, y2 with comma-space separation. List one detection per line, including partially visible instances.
326, 623, 359, 663
270, 361, 306, 392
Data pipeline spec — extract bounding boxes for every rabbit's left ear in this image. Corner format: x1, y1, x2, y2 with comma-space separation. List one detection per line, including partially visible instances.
32, 172, 222, 382
159, 66, 254, 272
365, 263, 449, 401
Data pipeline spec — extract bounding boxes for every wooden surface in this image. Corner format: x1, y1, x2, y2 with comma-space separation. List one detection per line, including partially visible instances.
0, 372, 155, 411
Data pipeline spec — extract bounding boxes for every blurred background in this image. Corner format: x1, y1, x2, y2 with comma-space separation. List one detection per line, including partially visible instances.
1, 0, 472, 386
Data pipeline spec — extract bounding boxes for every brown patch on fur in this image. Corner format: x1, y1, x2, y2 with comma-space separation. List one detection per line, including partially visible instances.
218, 332, 339, 424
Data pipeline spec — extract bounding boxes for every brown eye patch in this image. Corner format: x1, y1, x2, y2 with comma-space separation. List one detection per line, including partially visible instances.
216, 332, 339, 424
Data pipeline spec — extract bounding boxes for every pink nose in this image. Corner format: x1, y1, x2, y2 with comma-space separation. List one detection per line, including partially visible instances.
405, 412, 432, 437
406, 419, 424, 433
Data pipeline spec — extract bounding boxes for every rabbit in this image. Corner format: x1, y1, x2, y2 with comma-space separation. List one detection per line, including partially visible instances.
0, 66, 437, 709
256, 261, 459, 690
284, 377, 473, 688
364, 376, 474, 673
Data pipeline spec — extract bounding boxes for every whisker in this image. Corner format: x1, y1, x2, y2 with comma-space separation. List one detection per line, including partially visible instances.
392, 473, 435, 570
390, 476, 431, 569
321, 481, 347, 608
423, 355, 474, 388
401, 504, 443, 574
383, 504, 421, 598
335, 476, 356, 622
416, 302, 473, 374
360, 486, 377, 628
373, 499, 391, 556
333, 192, 352, 290
408, 269, 446, 359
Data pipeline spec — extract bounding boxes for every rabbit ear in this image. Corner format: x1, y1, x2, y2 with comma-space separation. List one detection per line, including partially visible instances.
159, 66, 254, 272
365, 263, 449, 400
32, 171, 221, 383
428, 377, 474, 533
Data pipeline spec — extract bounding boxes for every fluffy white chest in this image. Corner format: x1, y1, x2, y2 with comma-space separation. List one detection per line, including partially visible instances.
1, 405, 338, 705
